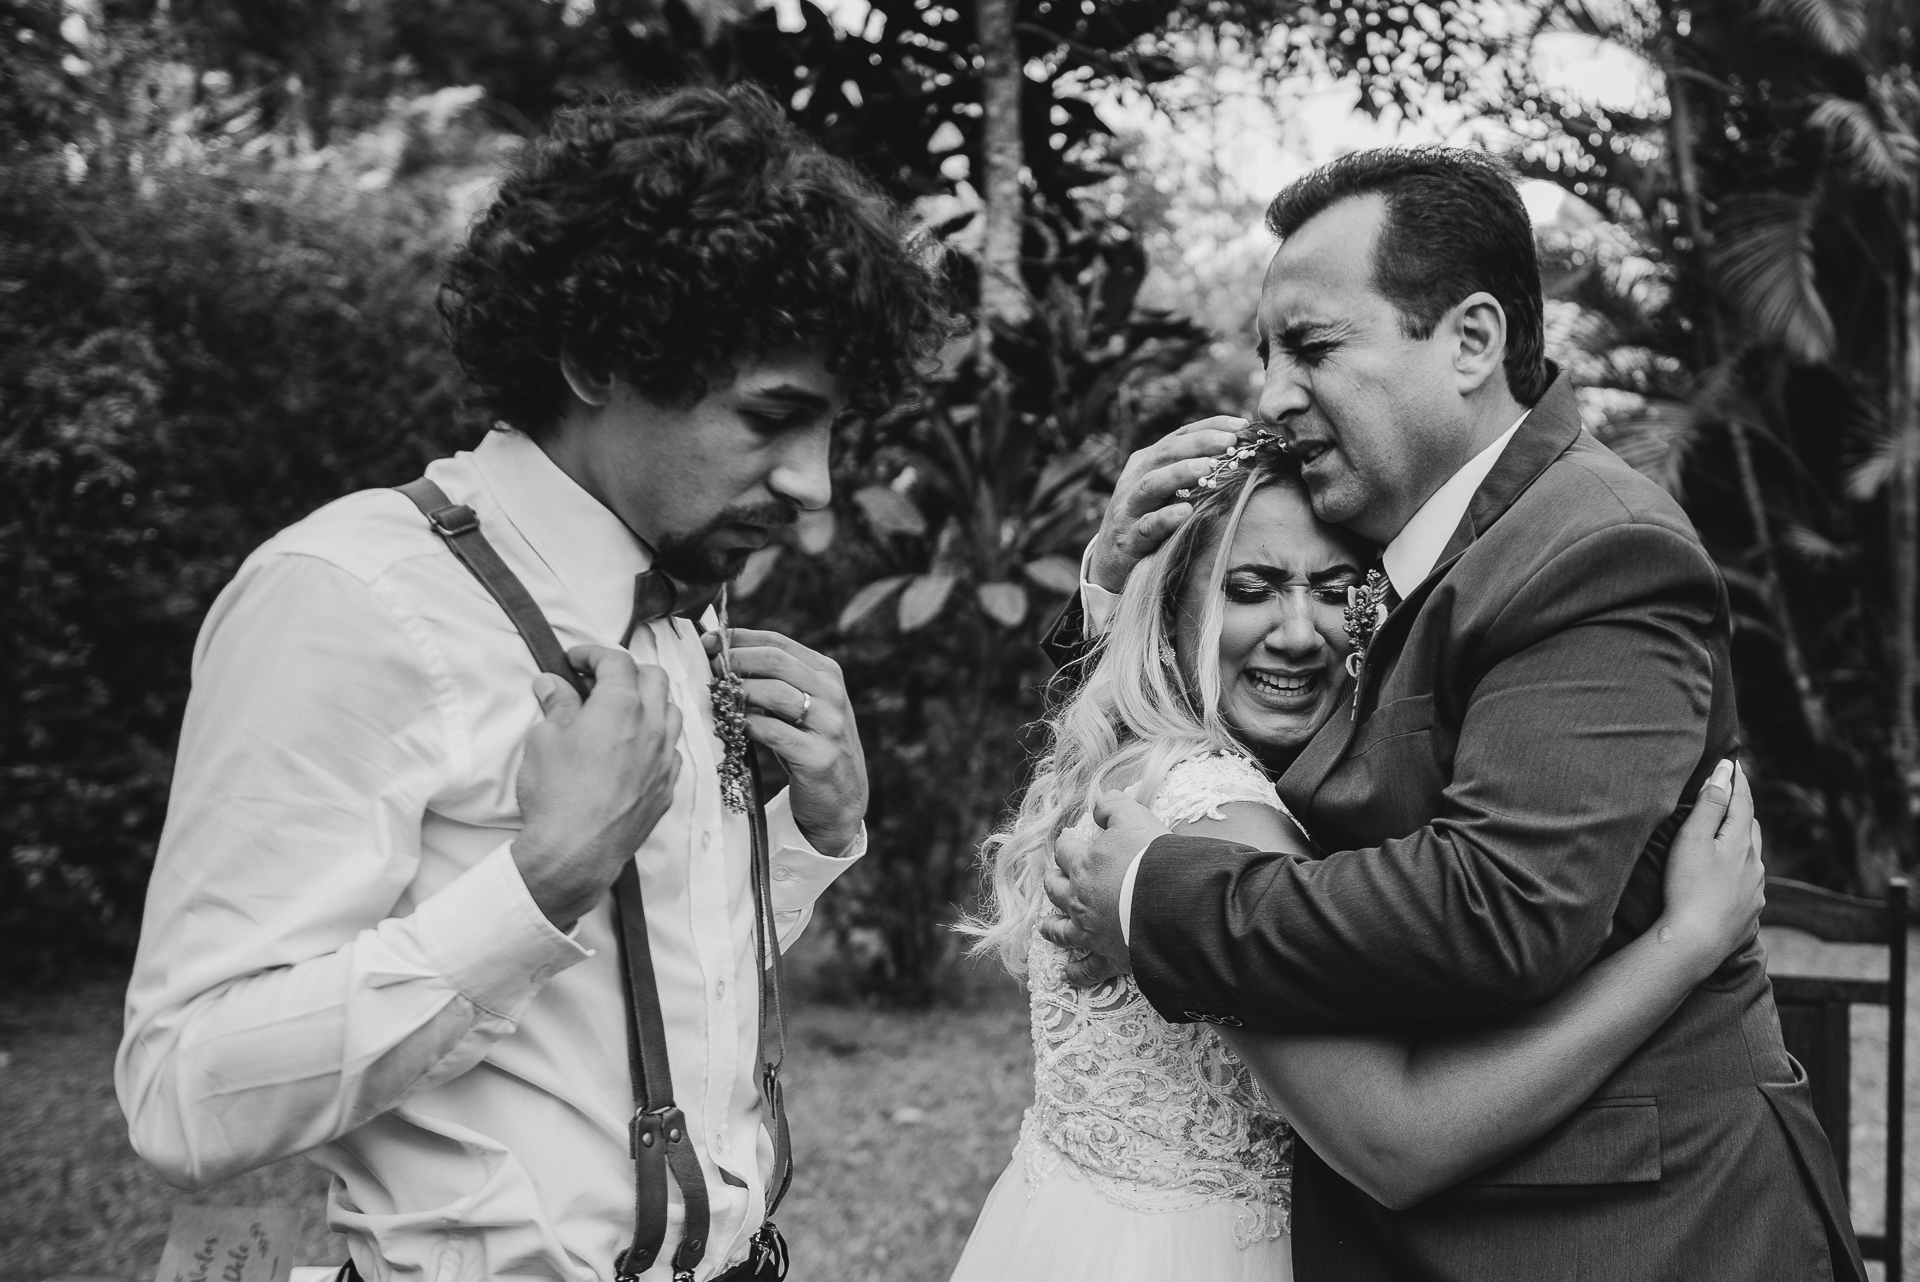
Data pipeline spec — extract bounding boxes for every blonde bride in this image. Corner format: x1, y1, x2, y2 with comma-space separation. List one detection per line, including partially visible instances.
950, 442, 1763, 1281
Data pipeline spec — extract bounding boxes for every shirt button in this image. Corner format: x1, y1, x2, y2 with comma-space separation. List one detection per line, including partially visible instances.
715, 978, 728, 1000
772, 867, 794, 882
701, 831, 713, 851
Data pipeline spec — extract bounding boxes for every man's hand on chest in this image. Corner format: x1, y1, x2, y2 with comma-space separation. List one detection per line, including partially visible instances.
512, 644, 685, 930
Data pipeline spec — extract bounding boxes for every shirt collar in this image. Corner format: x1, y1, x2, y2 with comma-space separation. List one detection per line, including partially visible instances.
1380, 409, 1529, 599
469, 428, 653, 640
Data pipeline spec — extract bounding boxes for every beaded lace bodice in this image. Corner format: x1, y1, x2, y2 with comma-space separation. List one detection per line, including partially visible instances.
1021, 751, 1295, 1246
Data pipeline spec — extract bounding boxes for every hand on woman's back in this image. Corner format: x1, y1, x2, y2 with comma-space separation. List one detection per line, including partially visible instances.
1658, 760, 1765, 965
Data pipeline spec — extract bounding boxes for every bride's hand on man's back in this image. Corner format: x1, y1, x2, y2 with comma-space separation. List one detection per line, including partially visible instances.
1658, 759, 1765, 970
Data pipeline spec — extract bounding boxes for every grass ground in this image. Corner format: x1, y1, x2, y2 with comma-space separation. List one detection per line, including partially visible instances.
0, 943, 1031, 1282
5, 932, 1918, 1281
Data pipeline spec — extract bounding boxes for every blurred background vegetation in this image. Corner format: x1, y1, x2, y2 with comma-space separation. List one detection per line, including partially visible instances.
4, 0, 1919, 1005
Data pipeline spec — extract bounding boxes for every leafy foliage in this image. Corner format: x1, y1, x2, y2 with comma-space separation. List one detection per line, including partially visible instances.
2, 0, 1514, 992
0, 139, 471, 979
735, 208, 1210, 1002
1510, 0, 1920, 889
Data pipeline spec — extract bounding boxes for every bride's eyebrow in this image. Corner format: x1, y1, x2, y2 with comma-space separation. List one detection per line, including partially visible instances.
1226, 562, 1363, 583
1309, 563, 1365, 584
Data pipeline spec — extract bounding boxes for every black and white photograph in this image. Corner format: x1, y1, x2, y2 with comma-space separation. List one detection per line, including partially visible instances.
3, 0, 1918, 1278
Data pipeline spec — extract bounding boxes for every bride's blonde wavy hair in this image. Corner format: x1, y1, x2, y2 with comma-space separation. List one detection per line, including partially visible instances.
959, 446, 1302, 976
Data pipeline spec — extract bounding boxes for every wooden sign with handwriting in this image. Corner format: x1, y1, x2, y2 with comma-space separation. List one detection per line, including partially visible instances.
152, 1205, 299, 1282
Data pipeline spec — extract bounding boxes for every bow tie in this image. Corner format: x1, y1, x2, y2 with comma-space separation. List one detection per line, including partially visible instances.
620, 569, 723, 646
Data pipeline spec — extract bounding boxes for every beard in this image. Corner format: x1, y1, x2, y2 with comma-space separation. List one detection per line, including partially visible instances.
654, 500, 799, 585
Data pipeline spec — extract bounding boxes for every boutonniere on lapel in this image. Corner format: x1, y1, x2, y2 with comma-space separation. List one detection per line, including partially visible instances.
1341, 569, 1393, 715
709, 587, 753, 814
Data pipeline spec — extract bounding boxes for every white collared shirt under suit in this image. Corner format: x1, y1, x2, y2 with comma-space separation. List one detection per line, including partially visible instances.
117, 428, 863, 1281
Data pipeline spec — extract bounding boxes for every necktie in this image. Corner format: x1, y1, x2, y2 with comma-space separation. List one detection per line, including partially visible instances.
621, 570, 723, 646
1380, 572, 1403, 615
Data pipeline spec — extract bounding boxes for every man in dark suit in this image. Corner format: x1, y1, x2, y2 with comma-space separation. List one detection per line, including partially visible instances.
1043, 149, 1863, 1281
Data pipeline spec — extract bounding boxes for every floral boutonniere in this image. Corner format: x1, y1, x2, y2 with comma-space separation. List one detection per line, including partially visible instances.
709, 587, 753, 814
1341, 569, 1394, 681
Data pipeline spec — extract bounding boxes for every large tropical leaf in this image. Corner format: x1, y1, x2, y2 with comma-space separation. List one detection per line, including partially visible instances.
1756, 0, 1864, 55
852, 484, 929, 538
976, 581, 1029, 628
1023, 555, 1081, 595
1707, 195, 1836, 364
730, 545, 783, 600
836, 575, 910, 632
898, 573, 959, 632
1807, 96, 1919, 189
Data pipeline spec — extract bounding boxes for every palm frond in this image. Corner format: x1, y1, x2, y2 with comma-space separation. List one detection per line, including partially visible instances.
1756, 0, 1865, 55
1807, 96, 1915, 189
1781, 521, 1853, 564
1875, 71, 1920, 128
1707, 195, 1837, 364
1839, 390, 1903, 502
1845, 430, 1920, 501
1593, 396, 1700, 496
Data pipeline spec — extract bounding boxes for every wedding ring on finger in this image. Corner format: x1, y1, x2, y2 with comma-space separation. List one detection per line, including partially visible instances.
793, 690, 812, 730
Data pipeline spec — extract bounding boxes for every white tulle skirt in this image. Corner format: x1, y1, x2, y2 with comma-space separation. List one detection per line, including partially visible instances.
947, 1139, 1294, 1282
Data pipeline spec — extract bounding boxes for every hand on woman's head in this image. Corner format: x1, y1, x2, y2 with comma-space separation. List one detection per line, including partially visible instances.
1089, 418, 1248, 594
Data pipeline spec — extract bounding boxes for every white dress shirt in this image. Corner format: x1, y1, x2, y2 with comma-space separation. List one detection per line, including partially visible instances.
117, 428, 862, 1281
1377, 412, 1527, 600
1091, 412, 1528, 944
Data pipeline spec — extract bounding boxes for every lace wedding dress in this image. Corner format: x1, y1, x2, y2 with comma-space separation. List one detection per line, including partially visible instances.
948, 752, 1296, 1282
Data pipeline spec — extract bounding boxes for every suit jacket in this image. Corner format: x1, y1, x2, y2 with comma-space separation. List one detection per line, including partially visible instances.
1094, 375, 1864, 1281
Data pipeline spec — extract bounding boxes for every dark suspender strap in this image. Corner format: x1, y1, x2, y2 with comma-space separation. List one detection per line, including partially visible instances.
746, 753, 793, 1219
393, 477, 711, 1280
613, 862, 711, 1281
394, 479, 589, 701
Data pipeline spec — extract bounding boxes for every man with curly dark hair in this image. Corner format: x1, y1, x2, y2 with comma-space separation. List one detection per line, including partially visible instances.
119, 84, 949, 1282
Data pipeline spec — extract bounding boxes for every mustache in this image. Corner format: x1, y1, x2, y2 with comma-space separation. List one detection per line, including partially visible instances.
714, 501, 801, 529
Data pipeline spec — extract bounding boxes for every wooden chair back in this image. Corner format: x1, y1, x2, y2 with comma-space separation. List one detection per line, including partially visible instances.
1762, 875, 1908, 1280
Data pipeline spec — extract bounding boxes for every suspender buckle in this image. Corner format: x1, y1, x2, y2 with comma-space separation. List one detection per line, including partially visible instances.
426, 503, 479, 536
631, 1104, 689, 1158
762, 1063, 785, 1115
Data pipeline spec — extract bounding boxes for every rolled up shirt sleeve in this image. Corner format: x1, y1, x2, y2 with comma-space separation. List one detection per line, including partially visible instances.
115, 551, 589, 1191
762, 787, 865, 950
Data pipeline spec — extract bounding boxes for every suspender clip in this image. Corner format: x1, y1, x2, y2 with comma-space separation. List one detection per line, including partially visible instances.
426, 503, 479, 536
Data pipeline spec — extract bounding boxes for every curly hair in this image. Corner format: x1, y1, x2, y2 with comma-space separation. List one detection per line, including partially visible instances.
440, 83, 950, 434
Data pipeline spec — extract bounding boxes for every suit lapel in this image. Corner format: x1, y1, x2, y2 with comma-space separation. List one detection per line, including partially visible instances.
1277, 370, 1584, 818
1433, 371, 1583, 567
1276, 569, 1442, 812
1277, 674, 1358, 814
